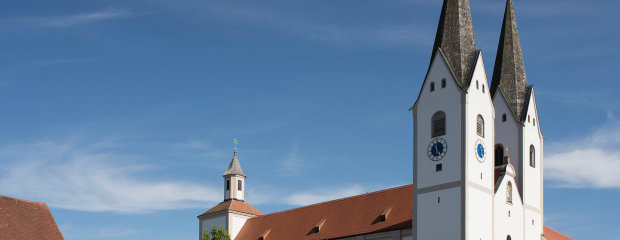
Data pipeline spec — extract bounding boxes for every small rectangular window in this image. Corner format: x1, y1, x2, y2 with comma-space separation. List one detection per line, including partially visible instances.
430, 82, 435, 92
502, 114, 507, 122
436, 164, 442, 172
238, 180, 243, 191
226, 180, 230, 190
441, 79, 446, 88
482, 85, 485, 93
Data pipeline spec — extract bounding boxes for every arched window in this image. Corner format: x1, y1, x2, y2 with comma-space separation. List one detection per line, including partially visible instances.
530, 145, 536, 167
476, 115, 484, 137
495, 145, 504, 166
507, 235, 512, 240
432, 111, 446, 137
507, 182, 513, 204
441, 79, 446, 88
430, 82, 435, 92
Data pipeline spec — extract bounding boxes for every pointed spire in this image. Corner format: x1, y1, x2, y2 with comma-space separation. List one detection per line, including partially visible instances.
491, 0, 529, 120
224, 138, 245, 176
431, 0, 478, 87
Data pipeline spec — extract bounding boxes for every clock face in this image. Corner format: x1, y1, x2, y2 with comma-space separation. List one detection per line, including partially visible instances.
427, 138, 447, 161
475, 139, 486, 162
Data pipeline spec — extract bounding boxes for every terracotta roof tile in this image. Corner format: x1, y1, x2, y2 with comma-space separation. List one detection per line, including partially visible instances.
234, 184, 572, 240
235, 185, 412, 240
198, 200, 263, 217
544, 226, 574, 240
0, 195, 64, 240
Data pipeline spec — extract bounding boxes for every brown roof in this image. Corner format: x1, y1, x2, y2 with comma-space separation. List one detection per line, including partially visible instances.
236, 185, 412, 240
544, 226, 574, 240
0, 195, 64, 240
235, 184, 572, 240
198, 200, 263, 217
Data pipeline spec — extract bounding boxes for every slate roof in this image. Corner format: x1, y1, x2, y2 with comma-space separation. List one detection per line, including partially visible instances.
491, 0, 530, 120
223, 151, 245, 176
198, 199, 263, 218
234, 184, 572, 240
431, 0, 478, 87
0, 195, 64, 240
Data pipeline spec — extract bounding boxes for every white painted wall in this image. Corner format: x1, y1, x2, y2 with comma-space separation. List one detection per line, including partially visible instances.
494, 176, 524, 240
199, 214, 226, 239
416, 187, 461, 240
414, 52, 463, 189
224, 175, 245, 201
493, 90, 520, 181
467, 186, 493, 240
522, 91, 542, 210
229, 212, 252, 240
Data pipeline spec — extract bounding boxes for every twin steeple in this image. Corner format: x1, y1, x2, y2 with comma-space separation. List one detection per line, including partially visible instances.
490, 0, 530, 120
431, 0, 478, 87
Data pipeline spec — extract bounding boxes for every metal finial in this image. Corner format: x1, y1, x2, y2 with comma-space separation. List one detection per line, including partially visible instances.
233, 138, 238, 154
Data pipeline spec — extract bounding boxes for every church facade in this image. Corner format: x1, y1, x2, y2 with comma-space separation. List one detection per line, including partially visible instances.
198, 0, 572, 239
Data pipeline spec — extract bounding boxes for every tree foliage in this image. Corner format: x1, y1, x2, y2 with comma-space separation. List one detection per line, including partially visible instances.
202, 225, 231, 240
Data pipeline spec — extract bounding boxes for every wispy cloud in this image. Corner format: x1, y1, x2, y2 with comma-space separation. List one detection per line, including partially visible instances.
279, 144, 303, 176
96, 228, 138, 238
10, 8, 132, 28
545, 113, 620, 188
284, 184, 365, 206
0, 140, 220, 213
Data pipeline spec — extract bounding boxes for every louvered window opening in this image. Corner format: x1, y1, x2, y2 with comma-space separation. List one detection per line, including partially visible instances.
477, 115, 484, 137
432, 112, 446, 137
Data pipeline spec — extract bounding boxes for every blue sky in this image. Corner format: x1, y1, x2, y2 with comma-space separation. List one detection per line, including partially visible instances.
0, 0, 618, 239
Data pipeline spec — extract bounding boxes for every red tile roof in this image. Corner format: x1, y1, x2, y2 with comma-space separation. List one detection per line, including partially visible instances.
544, 226, 574, 240
0, 195, 64, 240
235, 184, 572, 240
236, 185, 412, 240
198, 200, 263, 217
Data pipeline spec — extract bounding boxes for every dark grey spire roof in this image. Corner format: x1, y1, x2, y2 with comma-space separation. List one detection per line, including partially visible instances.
491, 0, 529, 120
223, 150, 245, 176
431, 0, 478, 87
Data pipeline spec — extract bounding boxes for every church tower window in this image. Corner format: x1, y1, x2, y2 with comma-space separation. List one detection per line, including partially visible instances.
530, 145, 536, 167
495, 145, 504, 166
476, 115, 484, 137
432, 111, 446, 137
226, 180, 230, 190
238, 180, 243, 191
430, 82, 435, 92
507, 182, 513, 204
482, 85, 485, 93
502, 114, 507, 122
441, 79, 446, 88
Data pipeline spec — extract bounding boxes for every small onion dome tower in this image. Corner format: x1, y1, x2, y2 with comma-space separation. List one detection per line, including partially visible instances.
224, 138, 246, 201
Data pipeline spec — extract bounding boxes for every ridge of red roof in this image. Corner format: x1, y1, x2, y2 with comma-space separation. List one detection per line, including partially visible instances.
235, 184, 572, 240
198, 200, 263, 217
0, 195, 64, 240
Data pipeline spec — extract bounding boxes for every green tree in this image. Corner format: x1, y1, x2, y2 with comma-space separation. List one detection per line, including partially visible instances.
202, 225, 231, 240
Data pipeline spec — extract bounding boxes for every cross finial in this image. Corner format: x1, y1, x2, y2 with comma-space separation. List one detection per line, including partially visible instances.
233, 138, 238, 154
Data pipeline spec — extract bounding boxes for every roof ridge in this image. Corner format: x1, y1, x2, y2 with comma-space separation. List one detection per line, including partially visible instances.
250, 184, 413, 219
0, 195, 47, 207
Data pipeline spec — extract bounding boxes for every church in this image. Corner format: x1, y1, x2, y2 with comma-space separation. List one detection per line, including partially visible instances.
197, 0, 573, 239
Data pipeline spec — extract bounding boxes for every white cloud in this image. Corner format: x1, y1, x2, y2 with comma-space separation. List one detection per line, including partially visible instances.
545, 114, 620, 188
96, 228, 138, 238
0, 141, 220, 214
15, 8, 131, 28
284, 184, 365, 206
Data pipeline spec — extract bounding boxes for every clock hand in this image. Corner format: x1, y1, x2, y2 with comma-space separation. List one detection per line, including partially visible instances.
433, 143, 439, 154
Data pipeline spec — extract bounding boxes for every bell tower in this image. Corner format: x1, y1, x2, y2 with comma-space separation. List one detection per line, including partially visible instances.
411, 0, 495, 239
224, 138, 246, 201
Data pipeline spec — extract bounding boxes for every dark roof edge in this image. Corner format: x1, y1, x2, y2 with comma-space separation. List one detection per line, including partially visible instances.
519, 85, 533, 123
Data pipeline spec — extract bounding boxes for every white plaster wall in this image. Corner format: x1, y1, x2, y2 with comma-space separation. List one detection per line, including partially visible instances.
493, 91, 520, 182
522, 92, 542, 210
494, 177, 524, 240
465, 54, 495, 189
227, 176, 245, 201
414, 52, 463, 189
467, 186, 493, 240
416, 187, 461, 240
524, 209, 542, 240
229, 213, 251, 240
200, 215, 226, 239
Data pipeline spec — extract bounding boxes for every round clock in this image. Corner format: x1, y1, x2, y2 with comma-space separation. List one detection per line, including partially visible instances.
475, 139, 486, 162
427, 138, 447, 161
